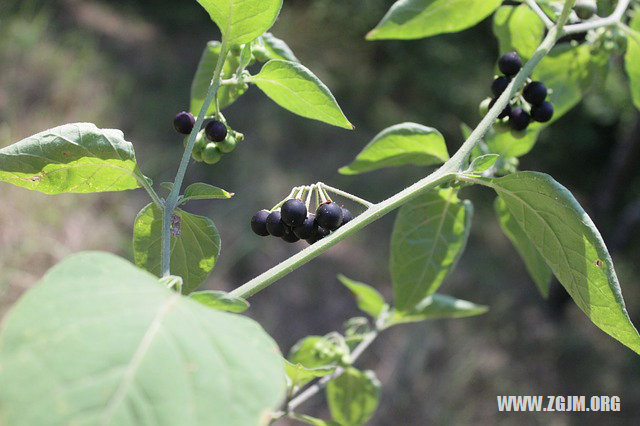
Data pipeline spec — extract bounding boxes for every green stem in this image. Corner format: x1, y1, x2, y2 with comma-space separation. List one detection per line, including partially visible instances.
562, 0, 630, 35
161, 37, 230, 277
320, 182, 374, 208
229, 2, 577, 300
136, 172, 163, 207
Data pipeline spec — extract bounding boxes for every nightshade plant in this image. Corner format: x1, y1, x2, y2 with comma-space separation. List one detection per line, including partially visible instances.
1, 0, 640, 424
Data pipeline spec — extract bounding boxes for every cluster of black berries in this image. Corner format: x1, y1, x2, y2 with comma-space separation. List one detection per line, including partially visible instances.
251, 199, 354, 244
173, 111, 242, 164
488, 51, 554, 132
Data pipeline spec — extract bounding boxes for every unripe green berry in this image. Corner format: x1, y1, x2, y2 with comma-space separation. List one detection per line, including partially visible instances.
479, 97, 492, 116
202, 143, 222, 164
574, 0, 597, 20
217, 134, 237, 153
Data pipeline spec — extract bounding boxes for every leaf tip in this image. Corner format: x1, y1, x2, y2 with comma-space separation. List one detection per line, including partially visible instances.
365, 30, 378, 40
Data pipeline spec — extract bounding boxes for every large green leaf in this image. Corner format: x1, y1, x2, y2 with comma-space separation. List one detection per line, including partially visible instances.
251, 60, 353, 129
326, 368, 380, 426
462, 123, 538, 159
624, 13, 640, 110
0, 123, 143, 194
492, 5, 545, 59
387, 293, 488, 326
196, 0, 282, 46
474, 172, 640, 354
366, 0, 502, 41
495, 197, 552, 298
391, 188, 473, 311
339, 123, 448, 175
133, 203, 221, 294
258, 32, 299, 62
191, 41, 246, 114
337, 275, 387, 318
532, 43, 609, 122
0, 252, 285, 426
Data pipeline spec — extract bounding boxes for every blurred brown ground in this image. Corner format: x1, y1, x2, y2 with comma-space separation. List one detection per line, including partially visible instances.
1, 1, 639, 424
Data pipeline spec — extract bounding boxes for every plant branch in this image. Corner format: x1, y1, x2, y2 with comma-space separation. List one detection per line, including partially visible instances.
161, 37, 230, 277
562, 0, 631, 35
228, 0, 584, 300
524, 0, 555, 29
320, 182, 374, 208
136, 172, 163, 207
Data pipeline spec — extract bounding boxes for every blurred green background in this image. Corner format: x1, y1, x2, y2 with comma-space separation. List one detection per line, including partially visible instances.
1, 0, 639, 424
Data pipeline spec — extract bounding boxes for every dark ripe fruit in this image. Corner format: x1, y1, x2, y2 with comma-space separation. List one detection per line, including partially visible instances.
523, 81, 548, 106
341, 208, 354, 226
489, 99, 512, 119
293, 214, 318, 239
498, 51, 522, 76
282, 226, 300, 243
205, 120, 227, 142
306, 225, 330, 244
508, 108, 531, 131
266, 211, 286, 237
491, 76, 511, 97
316, 201, 343, 231
281, 199, 307, 227
174, 111, 195, 135
574, 0, 597, 20
531, 101, 554, 123
251, 210, 270, 236
202, 143, 222, 164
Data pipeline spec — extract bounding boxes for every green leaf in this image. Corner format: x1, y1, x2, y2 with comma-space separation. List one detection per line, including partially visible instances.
366, 0, 502, 41
624, 13, 640, 110
326, 368, 380, 426
196, 0, 282, 46
294, 414, 341, 426
191, 41, 247, 113
532, 43, 609, 122
391, 188, 473, 311
492, 5, 545, 60
468, 154, 499, 173
259, 32, 299, 62
485, 127, 539, 158
0, 123, 143, 194
388, 293, 488, 326
337, 275, 387, 318
133, 203, 221, 294
189, 290, 249, 312
288, 336, 346, 369
181, 182, 234, 204
0, 252, 285, 426
494, 197, 552, 298
160, 181, 174, 192
251, 59, 353, 129
476, 171, 640, 354
284, 360, 335, 389
339, 123, 448, 175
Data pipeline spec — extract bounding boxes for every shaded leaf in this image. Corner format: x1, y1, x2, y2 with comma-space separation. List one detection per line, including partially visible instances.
337, 275, 387, 318
259, 32, 299, 62
624, 13, 640, 110
366, 0, 502, 41
493, 5, 545, 59
288, 335, 346, 369
189, 290, 249, 312
284, 360, 335, 389
0, 123, 143, 194
339, 123, 448, 175
0, 252, 285, 426
133, 203, 221, 294
181, 182, 234, 204
468, 154, 499, 173
326, 368, 380, 426
391, 188, 473, 311
495, 197, 552, 297
251, 60, 353, 129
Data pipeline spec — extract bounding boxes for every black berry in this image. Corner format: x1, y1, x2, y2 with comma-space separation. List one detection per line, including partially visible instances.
281, 199, 307, 227
266, 211, 286, 237
498, 51, 522, 76
491, 76, 511, 97
489, 99, 512, 119
523, 81, 548, 106
509, 108, 531, 131
316, 201, 343, 231
251, 210, 270, 236
531, 101, 554, 123
173, 111, 195, 135
306, 225, 330, 244
282, 226, 300, 243
293, 214, 318, 239
205, 120, 227, 142
341, 208, 354, 226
